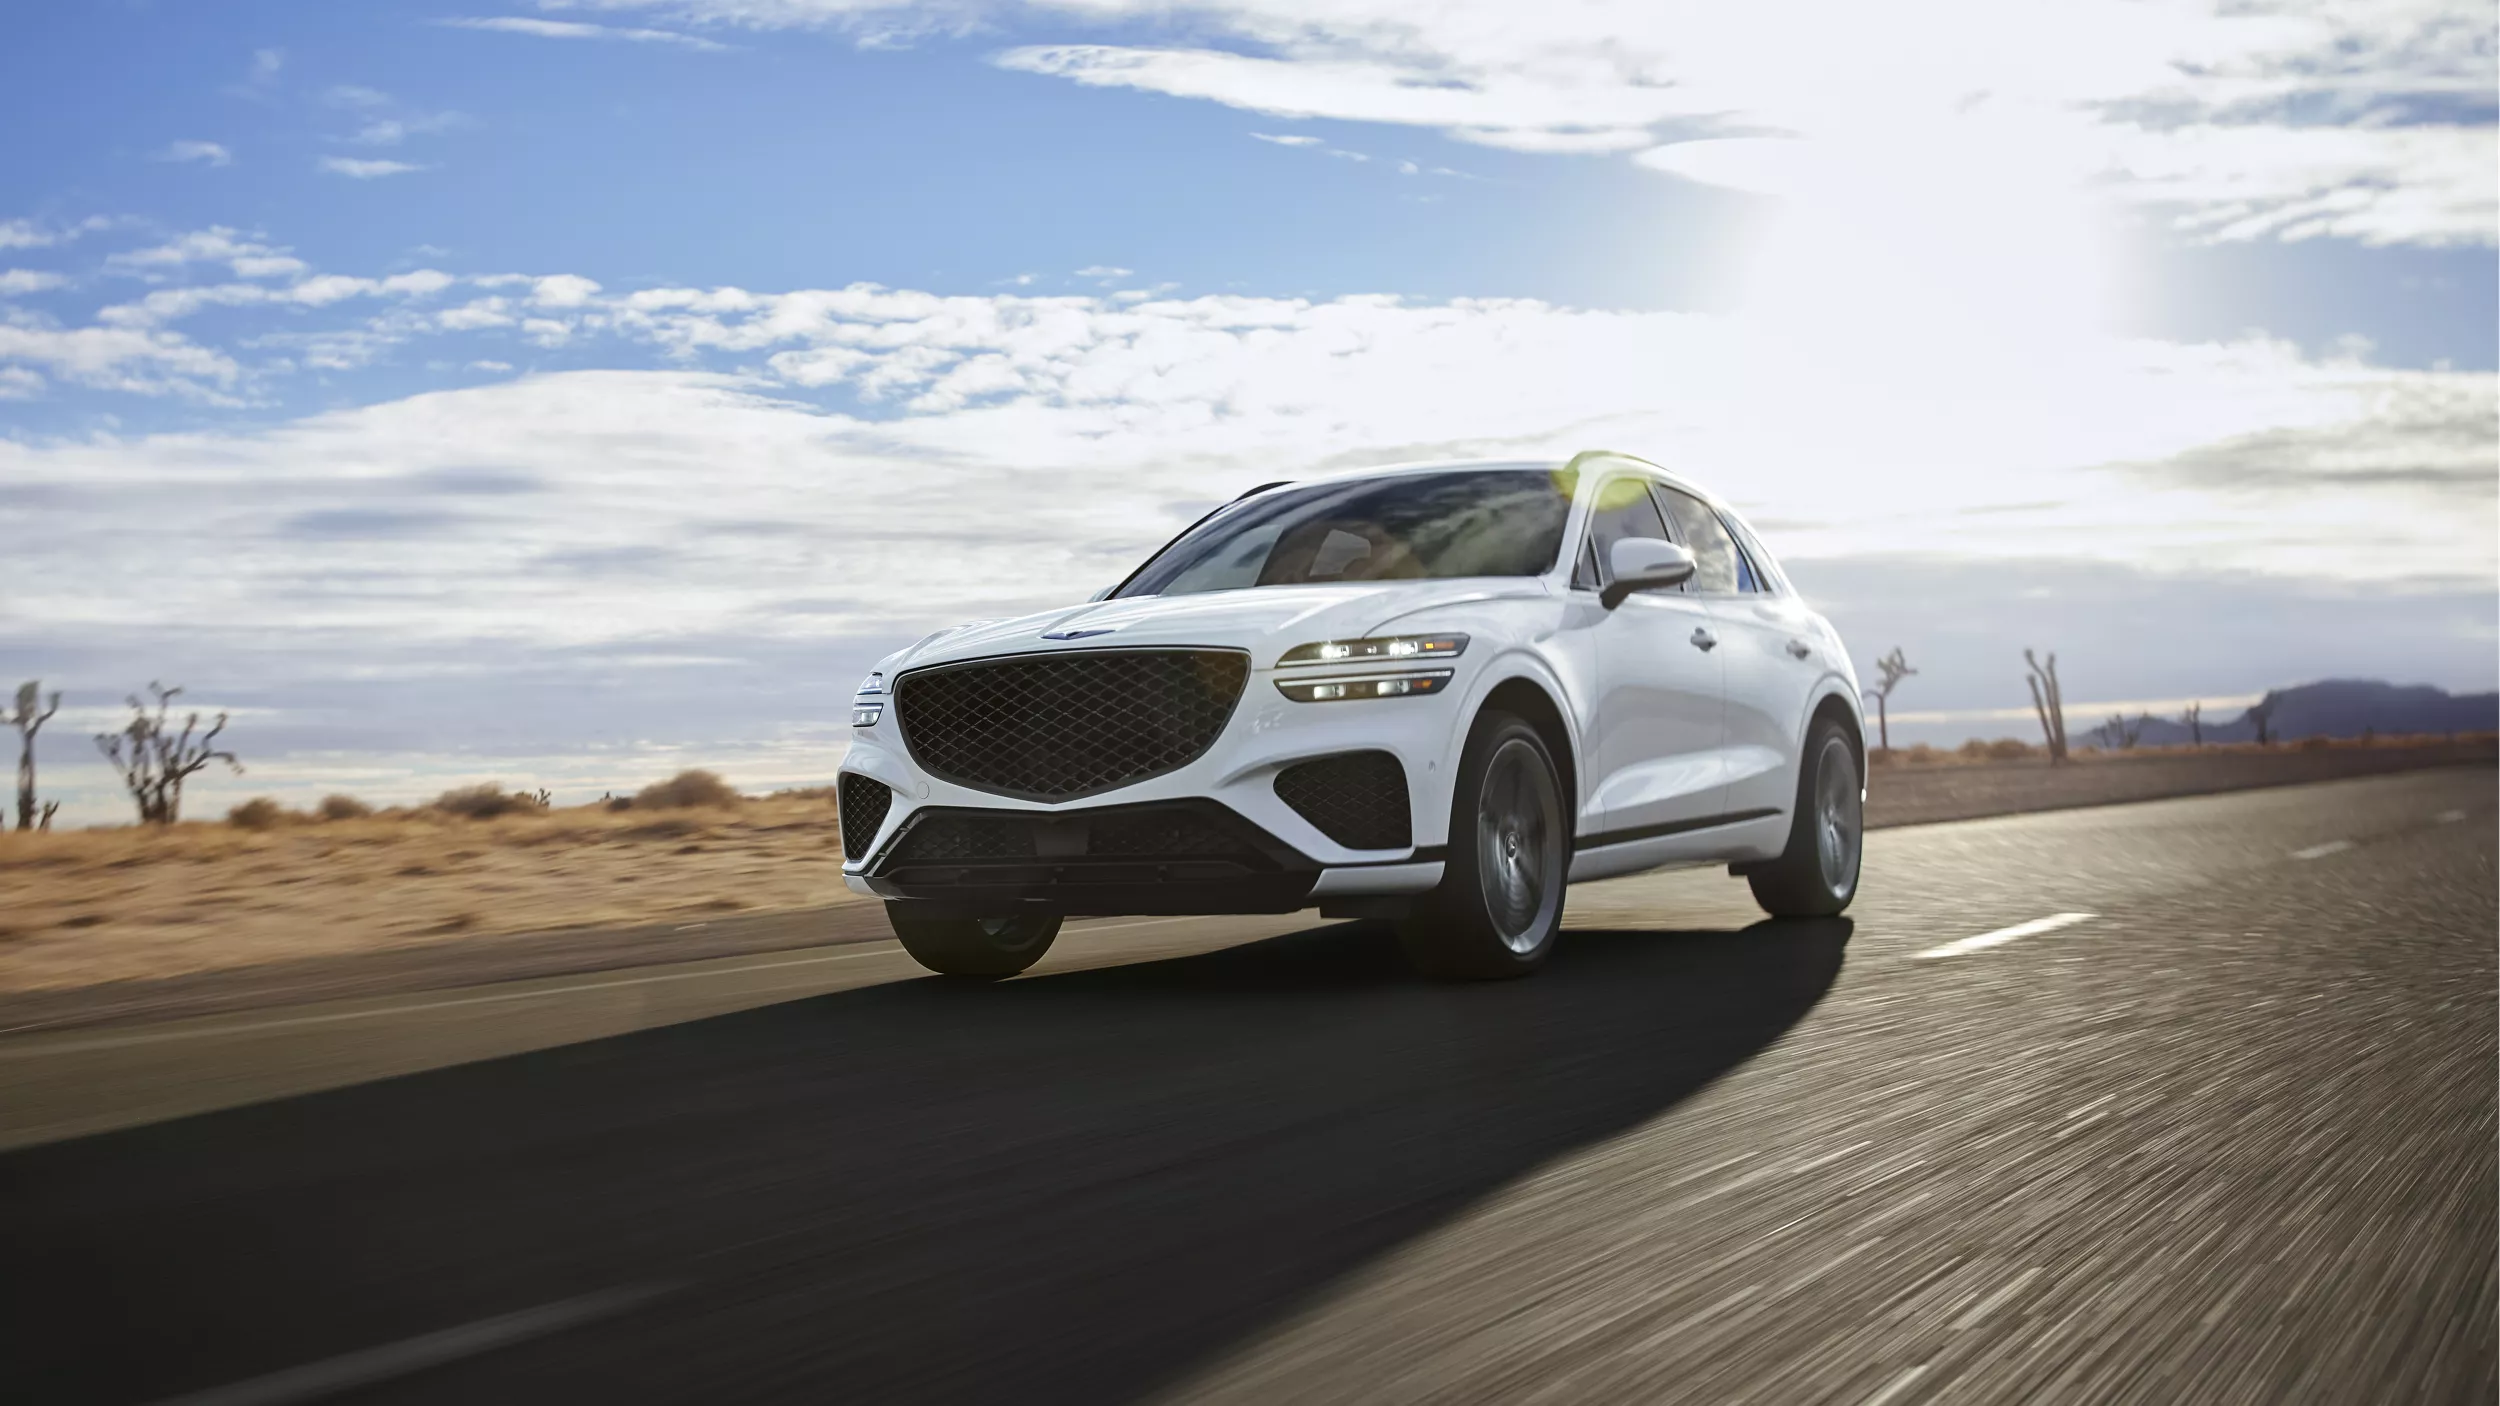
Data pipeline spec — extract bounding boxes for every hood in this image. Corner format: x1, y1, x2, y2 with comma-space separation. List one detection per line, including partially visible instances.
888, 580, 1548, 673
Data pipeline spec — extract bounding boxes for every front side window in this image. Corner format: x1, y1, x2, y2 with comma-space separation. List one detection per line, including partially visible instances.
1655, 485, 1742, 595
1117, 469, 1578, 598
1571, 476, 1673, 591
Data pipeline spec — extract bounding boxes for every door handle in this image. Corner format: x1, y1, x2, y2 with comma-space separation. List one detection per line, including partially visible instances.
1786, 639, 1813, 659
1689, 627, 1717, 652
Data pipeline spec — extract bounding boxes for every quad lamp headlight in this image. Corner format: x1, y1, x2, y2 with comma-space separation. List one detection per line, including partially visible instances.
852, 671, 886, 727
1276, 633, 1467, 667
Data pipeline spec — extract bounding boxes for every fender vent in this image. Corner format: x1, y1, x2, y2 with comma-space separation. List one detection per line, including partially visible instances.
837, 773, 892, 861
1274, 751, 1412, 851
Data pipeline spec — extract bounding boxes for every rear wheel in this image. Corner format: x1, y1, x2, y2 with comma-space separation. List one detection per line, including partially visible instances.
887, 906, 1062, 979
1747, 718, 1862, 918
1398, 712, 1568, 980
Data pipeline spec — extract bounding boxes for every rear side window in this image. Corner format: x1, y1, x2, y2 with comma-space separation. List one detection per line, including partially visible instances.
1654, 486, 1742, 595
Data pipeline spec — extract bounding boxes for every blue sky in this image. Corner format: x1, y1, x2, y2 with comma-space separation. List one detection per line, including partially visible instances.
2, 0, 2494, 819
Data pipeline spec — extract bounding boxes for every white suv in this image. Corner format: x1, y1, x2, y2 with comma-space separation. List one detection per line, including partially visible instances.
840, 452, 1865, 980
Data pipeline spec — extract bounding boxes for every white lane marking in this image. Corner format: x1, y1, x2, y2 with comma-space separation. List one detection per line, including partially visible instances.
2290, 839, 2354, 860
1859, 1364, 1930, 1406
0, 948, 900, 1056
150, 1283, 671, 1406
2436, 809, 2466, 823
1909, 913, 2095, 961
1950, 1266, 2043, 1330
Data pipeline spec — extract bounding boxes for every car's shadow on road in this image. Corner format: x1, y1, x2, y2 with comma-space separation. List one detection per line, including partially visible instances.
4, 917, 1849, 1406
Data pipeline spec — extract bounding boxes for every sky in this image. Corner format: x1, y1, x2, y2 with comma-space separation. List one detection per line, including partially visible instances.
1, 0, 2495, 822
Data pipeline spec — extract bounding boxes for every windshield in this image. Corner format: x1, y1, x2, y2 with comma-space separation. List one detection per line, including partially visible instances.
1115, 469, 1578, 599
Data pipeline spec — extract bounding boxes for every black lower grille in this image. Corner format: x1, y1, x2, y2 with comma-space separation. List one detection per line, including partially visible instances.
894, 649, 1249, 801
837, 773, 892, 861
1275, 751, 1412, 850
886, 803, 1263, 869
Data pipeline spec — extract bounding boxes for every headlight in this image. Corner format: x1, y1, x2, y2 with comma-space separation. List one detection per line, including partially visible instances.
1277, 670, 1454, 703
1277, 633, 1467, 667
856, 671, 885, 696
852, 671, 886, 727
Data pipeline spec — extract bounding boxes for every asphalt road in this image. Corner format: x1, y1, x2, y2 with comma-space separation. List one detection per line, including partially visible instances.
1, 766, 2490, 1405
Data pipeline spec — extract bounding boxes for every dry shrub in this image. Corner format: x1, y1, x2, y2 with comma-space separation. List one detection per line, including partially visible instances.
226, 797, 289, 830
2299, 735, 2333, 751
1899, 744, 1942, 766
1985, 738, 2034, 761
1955, 738, 1990, 760
634, 769, 740, 810
624, 815, 707, 841
317, 794, 372, 821
432, 783, 551, 820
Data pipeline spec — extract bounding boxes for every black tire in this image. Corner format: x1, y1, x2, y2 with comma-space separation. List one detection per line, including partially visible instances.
1747, 717, 1862, 918
886, 905, 1062, 979
1397, 711, 1570, 980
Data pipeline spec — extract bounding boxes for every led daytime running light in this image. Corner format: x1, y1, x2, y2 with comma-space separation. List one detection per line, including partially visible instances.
1277, 634, 1468, 667
1276, 670, 1454, 703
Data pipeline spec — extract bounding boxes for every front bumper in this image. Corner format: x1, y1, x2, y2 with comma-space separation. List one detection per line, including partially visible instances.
840, 660, 1464, 916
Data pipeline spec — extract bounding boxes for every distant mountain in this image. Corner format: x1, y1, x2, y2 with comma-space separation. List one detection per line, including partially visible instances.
2104, 679, 2498, 748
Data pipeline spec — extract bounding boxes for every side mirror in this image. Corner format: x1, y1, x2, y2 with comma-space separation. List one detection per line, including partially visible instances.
1600, 538, 1696, 609
1086, 585, 1115, 602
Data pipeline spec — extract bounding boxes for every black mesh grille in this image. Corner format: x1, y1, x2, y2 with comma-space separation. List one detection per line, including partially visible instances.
886, 805, 1259, 868
895, 649, 1250, 801
890, 814, 1038, 863
837, 773, 892, 861
1274, 751, 1412, 850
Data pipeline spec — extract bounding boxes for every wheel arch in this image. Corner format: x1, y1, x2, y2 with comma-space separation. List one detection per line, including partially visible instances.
1476, 674, 1580, 831
1807, 686, 1865, 779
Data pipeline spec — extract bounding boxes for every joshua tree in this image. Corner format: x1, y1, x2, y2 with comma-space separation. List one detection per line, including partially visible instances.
95, 683, 241, 826
2096, 712, 2148, 750
1864, 647, 1917, 753
10, 680, 62, 831
2181, 701, 2203, 745
2247, 694, 2276, 746
2023, 649, 2069, 764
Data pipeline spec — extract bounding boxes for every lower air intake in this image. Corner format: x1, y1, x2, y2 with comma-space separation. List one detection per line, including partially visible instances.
837, 773, 892, 861
1274, 750, 1412, 851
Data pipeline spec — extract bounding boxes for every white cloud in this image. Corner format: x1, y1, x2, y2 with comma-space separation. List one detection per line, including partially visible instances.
0, 269, 68, 296
578, 0, 2493, 247
325, 84, 391, 108
1249, 132, 1320, 147
0, 315, 241, 398
350, 113, 470, 146
467, 359, 515, 372
107, 227, 309, 281
0, 215, 112, 252
0, 365, 43, 398
152, 140, 234, 167
530, 273, 603, 307
319, 157, 425, 179
438, 16, 730, 51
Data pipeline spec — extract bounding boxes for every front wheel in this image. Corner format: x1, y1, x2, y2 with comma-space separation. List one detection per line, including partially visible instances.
1398, 712, 1569, 980
887, 905, 1062, 979
1747, 719, 1862, 918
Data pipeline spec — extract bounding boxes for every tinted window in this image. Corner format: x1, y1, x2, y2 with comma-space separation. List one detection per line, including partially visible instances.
1656, 486, 1742, 595
1572, 477, 1671, 591
1118, 470, 1577, 598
